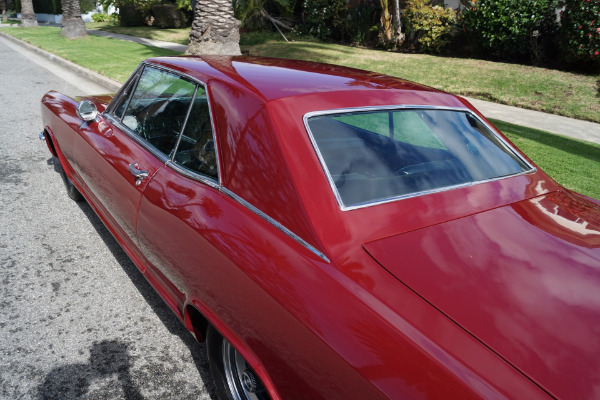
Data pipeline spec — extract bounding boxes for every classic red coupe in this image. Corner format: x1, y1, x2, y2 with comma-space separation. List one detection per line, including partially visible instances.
41, 56, 600, 400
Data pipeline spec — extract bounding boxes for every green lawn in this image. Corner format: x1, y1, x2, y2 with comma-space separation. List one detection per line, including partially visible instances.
492, 119, 600, 200
86, 24, 600, 124
0, 25, 597, 199
1, 26, 178, 82
87, 22, 190, 45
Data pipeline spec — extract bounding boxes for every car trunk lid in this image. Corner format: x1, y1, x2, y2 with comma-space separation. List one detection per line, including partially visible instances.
363, 190, 600, 400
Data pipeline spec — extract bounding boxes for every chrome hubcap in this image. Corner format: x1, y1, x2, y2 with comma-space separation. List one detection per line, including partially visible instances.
222, 339, 268, 400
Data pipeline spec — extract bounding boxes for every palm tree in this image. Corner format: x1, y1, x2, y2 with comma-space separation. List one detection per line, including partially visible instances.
1, 0, 7, 23
379, 0, 392, 44
20, 0, 38, 27
61, 0, 87, 38
186, 0, 241, 55
392, 0, 404, 45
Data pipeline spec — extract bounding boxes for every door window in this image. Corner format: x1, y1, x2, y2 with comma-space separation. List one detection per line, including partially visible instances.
109, 64, 220, 182
172, 87, 218, 180
120, 67, 196, 157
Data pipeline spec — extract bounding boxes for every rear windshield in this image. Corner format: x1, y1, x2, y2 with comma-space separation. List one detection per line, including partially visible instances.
306, 108, 532, 208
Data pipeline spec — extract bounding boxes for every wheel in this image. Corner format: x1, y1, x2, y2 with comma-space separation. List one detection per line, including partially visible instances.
206, 325, 271, 400
57, 158, 84, 202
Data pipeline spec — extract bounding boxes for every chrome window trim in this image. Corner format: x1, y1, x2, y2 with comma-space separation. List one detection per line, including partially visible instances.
105, 64, 145, 117
102, 62, 328, 262
170, 84, 199, 162
303, 105, 537, 211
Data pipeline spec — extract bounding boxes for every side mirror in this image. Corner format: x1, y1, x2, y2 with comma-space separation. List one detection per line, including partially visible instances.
76, 100, 98, 122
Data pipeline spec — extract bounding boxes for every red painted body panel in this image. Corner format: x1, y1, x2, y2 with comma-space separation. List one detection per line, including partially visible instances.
365, 190, 600, 400
40, 56, 600, 399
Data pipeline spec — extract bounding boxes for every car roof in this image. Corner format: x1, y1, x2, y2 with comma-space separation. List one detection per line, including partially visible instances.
145, 55, 458, 104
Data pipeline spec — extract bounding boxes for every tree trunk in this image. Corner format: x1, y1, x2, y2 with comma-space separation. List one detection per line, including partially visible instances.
392, 0, 404, 45
20, 0, 38, 27
1, 0, 7, 23
61, 0, 87, 38
186, 0, 241, 56
379, 0, 392, 45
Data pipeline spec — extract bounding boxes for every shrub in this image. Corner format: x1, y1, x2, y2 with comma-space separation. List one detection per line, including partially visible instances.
560, 0, 600, 69
297, 0, 348, 41
462, 0, 558, 63
347, 0, 378, 46
29, 0, 94, 14
403, 0, 457, 54
234, 0, 294, 31
151, 4, 188, 28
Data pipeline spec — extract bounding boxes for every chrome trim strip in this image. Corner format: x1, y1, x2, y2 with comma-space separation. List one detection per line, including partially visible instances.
165, 160, 220, 189
170, 84, 199, 162
219, 187, 330, 263
303, 105, 536, 211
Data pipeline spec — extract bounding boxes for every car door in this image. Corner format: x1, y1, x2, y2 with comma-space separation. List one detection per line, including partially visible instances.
71, 65, 197, 248
135, 83, 221, 311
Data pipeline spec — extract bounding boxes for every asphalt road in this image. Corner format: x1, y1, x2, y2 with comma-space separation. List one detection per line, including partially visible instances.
0, 37, 215, 399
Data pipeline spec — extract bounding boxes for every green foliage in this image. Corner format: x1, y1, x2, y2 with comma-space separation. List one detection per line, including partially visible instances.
91, 13, 118, 23
347, 0, 378, 46
403, 0, 457, 54
234, 0, 292, 31
80, 0, 94, 13
560, 0, 600, 69
462, 0, 558, 63
296, 0, 348, 41
31, 0, 61, 14
174, 0, 192, 11
21, 0, 94, 14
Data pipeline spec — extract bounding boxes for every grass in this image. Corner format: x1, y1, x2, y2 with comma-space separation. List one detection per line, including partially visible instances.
0, 26, 178, 82
245, 40, 600, 124
0, 19, 20, 25
492, 119, 600, 200
87, 22, 190, 45
0, 25, 597, 199
85, 24, 600, 124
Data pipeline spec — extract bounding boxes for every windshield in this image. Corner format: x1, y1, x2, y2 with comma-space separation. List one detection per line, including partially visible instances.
306, 108, 532, 208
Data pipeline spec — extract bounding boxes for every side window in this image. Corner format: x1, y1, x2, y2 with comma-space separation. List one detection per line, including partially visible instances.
121, 67, 196, 157
172, 87, 218, 180
112, 72, 140, 121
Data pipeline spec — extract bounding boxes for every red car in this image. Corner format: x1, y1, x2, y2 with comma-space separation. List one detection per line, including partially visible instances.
41, 56, 600, 400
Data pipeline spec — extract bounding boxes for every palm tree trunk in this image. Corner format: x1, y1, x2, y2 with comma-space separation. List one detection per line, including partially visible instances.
1, 0, 7, 23
20, 0, 38, 27
393, 0, 404, 45
61, 0, 87, 38
186, 0, 241, 55
379, 0, 392, 45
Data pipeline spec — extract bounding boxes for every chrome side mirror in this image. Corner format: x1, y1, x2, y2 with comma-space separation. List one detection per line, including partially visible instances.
76, 100, 98, 122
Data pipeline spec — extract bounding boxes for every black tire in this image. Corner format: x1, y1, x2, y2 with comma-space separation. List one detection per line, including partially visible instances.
57, 158, 85, 202
206, 325, 271, 400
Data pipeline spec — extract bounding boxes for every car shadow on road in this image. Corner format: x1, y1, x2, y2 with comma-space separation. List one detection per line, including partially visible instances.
43, 157, 218, 399
38, 340, 143, 399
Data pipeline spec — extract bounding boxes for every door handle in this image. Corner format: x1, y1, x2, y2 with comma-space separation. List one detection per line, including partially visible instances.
128, 163, 149, 186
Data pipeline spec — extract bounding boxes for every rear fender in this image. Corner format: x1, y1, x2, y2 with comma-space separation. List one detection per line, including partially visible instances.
183, 301, 282, 400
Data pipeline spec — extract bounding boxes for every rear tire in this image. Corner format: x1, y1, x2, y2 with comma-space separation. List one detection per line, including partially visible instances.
206, 325, 271, 400
57, 158, 84, 202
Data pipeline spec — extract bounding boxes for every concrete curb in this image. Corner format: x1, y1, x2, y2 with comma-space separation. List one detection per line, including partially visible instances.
0, 30, 122, 92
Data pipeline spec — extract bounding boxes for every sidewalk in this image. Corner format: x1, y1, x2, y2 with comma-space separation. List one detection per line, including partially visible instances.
87, 29, 188, 53
2, 26, 599, 145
